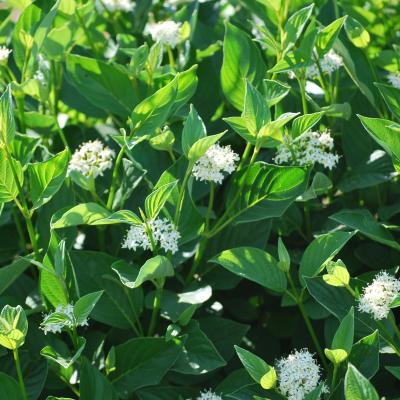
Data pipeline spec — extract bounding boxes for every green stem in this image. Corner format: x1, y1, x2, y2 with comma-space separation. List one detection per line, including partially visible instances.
148, 282, 163, 336
185, 236, 208, 285
237, 143, 252, 171
205, 183, 215, 233
12, 207, 27, 250
331, 363, 338, 391
24, 214, 40, 261
5, 148, 40, 260
333, 0, 339, 19
304, 202, 312, 241
298, 78, 308, 114
344, 283, 357, 298
107, 145, 126, 210
167, 46, 175, 69
249, 145, 260, 164
174, 167, 192, 226
287, 273, 328, 369
13, 349, 28, 400
15, 96, 26, 134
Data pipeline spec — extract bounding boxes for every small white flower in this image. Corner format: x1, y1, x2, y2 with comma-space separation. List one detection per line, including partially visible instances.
306, 50, 343, 80
0, 46, 12, 63
277, 349, 325, 400
274, 130, 339, 170
358, 271, 400, 320
387, 72, 400, 89
99, 0, 135, 12
68, 139, 115, 178
196, 389, 223, 400
122, 218, 180, 254
41, 304, 88, 335
73, 231, 86, 250
145, 20, 182, 48
192, 143, 239, 184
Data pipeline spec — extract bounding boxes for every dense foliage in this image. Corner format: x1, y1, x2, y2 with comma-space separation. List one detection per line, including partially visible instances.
1, 0, 400, 399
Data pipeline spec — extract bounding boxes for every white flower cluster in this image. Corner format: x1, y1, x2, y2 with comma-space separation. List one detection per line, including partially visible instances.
358, 271, 400, 320
145, 20, 182, 48
196, 389, 223, 400
0, 46, 12, 63
193, 143, 239, 184
387, 72, 400, 89
122, 218, 180, 254
33, 54, 51, 89
274, 130, 339, 170
306, 50, 343, 80
100, 0, 135, 12
41, 304, 88, 335
68, 140, 115, 178
277, 349, 326, 400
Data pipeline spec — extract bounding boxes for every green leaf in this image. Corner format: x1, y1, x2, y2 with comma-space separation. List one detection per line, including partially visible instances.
305, 277, 355, 320
277, 237, 290, 272
324, 348, 348, 364
181, 105, 206, 157
11, 133, 40, 165
0, 257, 31, 296
73, 291, 103, 325
66, 54, 138, 118
80, 358, 113, 400
105, 210, 142, 225
145, 181, 178, 219
28, 149, 69, 210
38, 238, 70, 308
329, 209, 400, 250
330, 307, 354, 355
0, 372, 23, 400
234, 346, 274, 383
0, 305, 28, 350
358, 115, 400, 172
221, 22, 265, 110
0, 150, 23, 203
243, 80, 270, 135
0, 85, 16, 148
171, 320, 226, 375
323, 259, 350, 287
344, 17, 370, 48
169, 65, 198, 115
132, 256, 174, 288
257, 112, 299, 147
299, 231, 355, 285
111, 260, 140, 289
41, 337, 86, 369
131, 76, 178, 137
226, 162, 309, 224
335, 38, 379, 109
51, 203, 111, 229
71, 251, 143, 330
375, 83, 400, 120
210, 247, 287, 292
316, 16, 346, 56
109, 337, 181, 396
188, 132, 226, 163
283, 4, 314, 50
386, 366, 400, 380
344, 364, 379, 400
291, 112, 324, 138
262, 79, 291, 107
224, 116, 255, 143
349, 331, 380, 379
